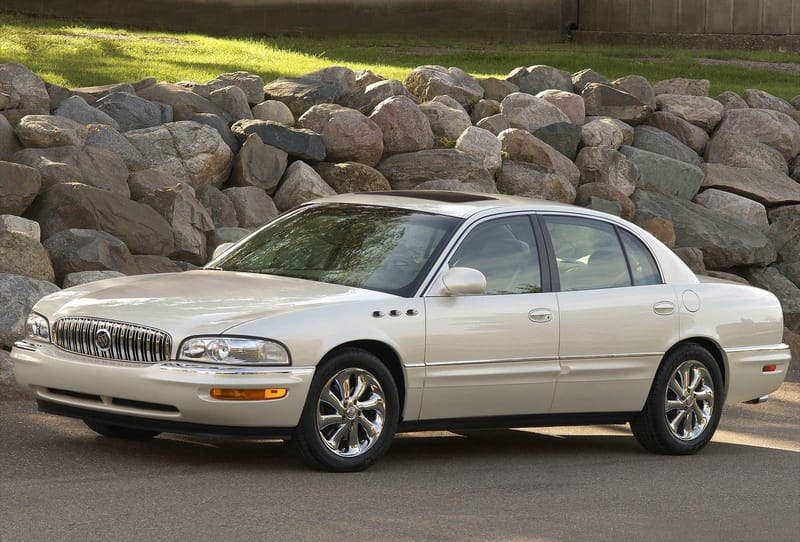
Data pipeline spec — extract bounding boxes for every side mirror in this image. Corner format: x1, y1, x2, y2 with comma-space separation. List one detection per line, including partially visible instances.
211, 242, 235, 261
442, 267, 487, 296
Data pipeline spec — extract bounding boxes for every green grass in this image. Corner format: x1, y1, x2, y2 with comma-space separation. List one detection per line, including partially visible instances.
1, 13, 798, 100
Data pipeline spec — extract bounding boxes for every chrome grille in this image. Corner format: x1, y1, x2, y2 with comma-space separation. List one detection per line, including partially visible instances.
52, 317, 172, 364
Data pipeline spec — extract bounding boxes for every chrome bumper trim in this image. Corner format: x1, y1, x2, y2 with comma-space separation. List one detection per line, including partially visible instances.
745, 395, 770, 405
13, 340, 40, 352
725, 344, 790, 353
159, 362, 315, 376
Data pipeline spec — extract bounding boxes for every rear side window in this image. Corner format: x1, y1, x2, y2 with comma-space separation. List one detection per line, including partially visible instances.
619, 229, 661, 286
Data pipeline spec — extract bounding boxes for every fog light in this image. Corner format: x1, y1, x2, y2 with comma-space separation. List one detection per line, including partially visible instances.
210, 388, 287, 401
762, 364, 777, 373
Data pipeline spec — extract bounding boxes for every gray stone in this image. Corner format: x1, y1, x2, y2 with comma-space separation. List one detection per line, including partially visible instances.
231, 134, 288, 193
478, 78, 519, 102
716, 91, 749, 111
743, 89, 794, 113
95, 92, 166, 132
72, 82, 135, 100
84, 123, 148, 170
0, 161, 41, 215
126, 121, 233, 188
273, 161, 336, 211
195, 184, 238, 228
341, 79, 416, 115
581, 118, 624, 149
584, 196, 623, 217
313, 162, 391, 194
673, 247, 706, 274
744, 267, 800, 333
767, 205, 800, 263
632, 190, 776, 269
127, 169, 180, 201
54, 96, 119, 129
571, 68, 609, 93
576, 147, 639, 196
455, 127, 502, 174
0, 273, 59, 348
132, 78, 158, 92
131, 255, 183, 274
498, 128, 579, 186
792, 156, 800, 182
632, 125, 702, 166
574, 183, 636, 221
206, 71, 265, 105
137, 83, 227, 121
653, 78, 709, 97
714, 108, 800, 161
44, 82, 80, 111
505, 65, 572, 95
297, 104, 383, 166
475, 114, 511, 136
778, 262, 800, 288
223, 186, 280, 228
264, 66, 357, 117
536, 89, 585, 125
15, 115, 87, 148
209, 85, 253, 122
430, 95, 467, 114
369, 96, 434, 154
62, 270, 126, 288
252, 100, 295, 126
404, 65, 483, 107
354, 70, 383, 88
611, 75, 656, 110
207, 227, 251, 259
531, 122, 582, 160
704, 132, 788, 175
378, 149, 495, 192
42, 228, 138, 283
0, 229, 54, 282
231, 119, 326, 162
0, 215, 40, 241
701, 163, 800, 206
420, 100, 472, 145
501, 92, 570, 133
581, 83, 651, 124
190, 113, 239, 153
656, 94, 724, 132
0, 63, 49, 115
140, 184, 215, 265
620, 146, 703, 200
413, 179, 492, 192
27, 182, 174, 256
792, 96, 800, 110
470, 99, 501, 124
10, 148, 81, 187
0, 115, 21, 160
643, 111, 709, 155
496, 161, 575, 203
694, 188, 769, 231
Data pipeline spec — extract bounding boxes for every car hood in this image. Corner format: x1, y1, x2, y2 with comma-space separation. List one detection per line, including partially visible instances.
35, 270, 396, 338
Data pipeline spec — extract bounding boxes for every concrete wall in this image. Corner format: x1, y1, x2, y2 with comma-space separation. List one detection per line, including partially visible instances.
580, 0, 800, 34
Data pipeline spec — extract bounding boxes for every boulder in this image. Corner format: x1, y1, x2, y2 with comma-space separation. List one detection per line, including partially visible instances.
273, 161, 336, 211
313, 162, 390, 193
140, 184, 215, 265
611, 75, 656, 110
27, 182, 174, 256
369, 96, 434, 154
496, 161, 575, 203
44, 82, 79, 111
131, 255, 184, 274
576, 147, 639, 196
715, 91, 749, 111
413, 179, 494, 193
221, 186, 278, 227
743, 89, 794, 113
42, 228, 138, 283
701, 163, 800, 206
127, 168, 180, 201
498, 128, 579, 186
638, 217, 676, 248
0, 228, 54, 281
505, 65, 572, 95
653, 78, 709, 97
478, 78, 519, 102
341, 79, 416, 115
581, 118, 624, 149
404, 65, 483, 107
54, 96, 119, 129
15, 115, 87, 148
584, 197, 623, 217
621, 146, 703, 200
713, 108, 800, 161
655, 94, 724, 132
632, 190, 776, 269
206, 71, 265, 105
420, 100, 472, 144
470, 99, 501, 124
792, 156, 800, 182
632, 125, 702, 166
207, 227, 251, 258
0, 63, 49, 116
84, 123, 148, 170
95, 92, 167, 132
575, 183, 635, 220
0, 115, 21, 160
297, 104, 383, 166
72, 82, 135, 100
571, 68, 609, 93
195, 184, 238, 228
0, 273, 59, 348
694, 188, 768, 231
125, 121, 233, 188
252, 99, 295, 126
230, 119, 326, 162
532, 122, 582, 160
455, 127, 502, 174
767, 205, 800, 263
536, 89, 585, 124
0, 161, 41, 215
501, 93, 570, 133
779, 262, 800, 288
354, 69, 383, 88
378, 149, 495, 192
744, 267, 800, 333
264, 66, 357, 117
673, 247, 706, 274
208, 85, 253, 122
230, 134, 287, 193
62, 270, 126, 288
0, 215, 40, 241
190, 113, 240, 153
642, 111, 709, 155
137, 82, 227, 121
475, 114, 511, 136
581, 83, 651, 124
704, 132, 788, 175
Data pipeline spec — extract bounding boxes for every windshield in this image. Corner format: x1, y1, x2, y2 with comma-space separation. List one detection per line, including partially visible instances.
209, 203, 462, 296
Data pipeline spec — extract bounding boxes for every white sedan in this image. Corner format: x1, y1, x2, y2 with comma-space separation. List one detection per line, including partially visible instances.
12, 191, 791, 471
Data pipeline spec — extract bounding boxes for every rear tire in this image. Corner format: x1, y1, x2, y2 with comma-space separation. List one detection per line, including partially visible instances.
630, 344, 723, 455
84, 420, 161, 440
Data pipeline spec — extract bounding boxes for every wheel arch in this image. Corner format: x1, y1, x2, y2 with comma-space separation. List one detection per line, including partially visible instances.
664, 337, 728, 391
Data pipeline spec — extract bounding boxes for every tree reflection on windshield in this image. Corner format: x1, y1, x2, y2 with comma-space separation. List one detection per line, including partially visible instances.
212, 204, 461, 297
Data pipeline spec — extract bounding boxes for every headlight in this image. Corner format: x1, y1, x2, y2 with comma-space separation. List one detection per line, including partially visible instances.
178, 337, 290, 366
25, 313, 51, 342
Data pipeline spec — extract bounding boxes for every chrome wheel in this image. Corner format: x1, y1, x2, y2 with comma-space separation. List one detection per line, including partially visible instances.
664, 360, 715, 441
316, 368, 386, 458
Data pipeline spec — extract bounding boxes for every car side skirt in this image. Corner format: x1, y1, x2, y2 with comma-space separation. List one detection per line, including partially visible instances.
398, 412, 636, 433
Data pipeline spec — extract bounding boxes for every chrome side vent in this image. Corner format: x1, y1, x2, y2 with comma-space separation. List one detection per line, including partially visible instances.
52, 317, 172, 364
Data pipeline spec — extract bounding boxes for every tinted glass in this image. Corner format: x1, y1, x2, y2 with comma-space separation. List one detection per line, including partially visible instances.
620, 229, 661, 286
449, 216, 541, 295
211, 204, 461, 296
544, 216, 632, 291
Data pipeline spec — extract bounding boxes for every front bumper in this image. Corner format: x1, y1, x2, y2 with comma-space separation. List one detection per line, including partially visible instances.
11, 341, 315, 431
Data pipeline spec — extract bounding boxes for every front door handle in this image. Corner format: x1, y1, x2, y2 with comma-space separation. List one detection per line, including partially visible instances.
528, 308, 553, 323
653, 301, 675, 316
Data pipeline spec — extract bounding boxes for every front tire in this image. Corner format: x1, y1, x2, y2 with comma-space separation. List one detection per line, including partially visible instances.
84, 420, 161, 440
291, 348, 399, 472
630, 344, 723, 455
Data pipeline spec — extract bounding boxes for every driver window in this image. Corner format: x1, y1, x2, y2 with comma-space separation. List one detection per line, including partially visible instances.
449, 216, 541, 295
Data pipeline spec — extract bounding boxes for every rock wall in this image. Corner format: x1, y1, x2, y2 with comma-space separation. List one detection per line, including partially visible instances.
0, 61, 799, 355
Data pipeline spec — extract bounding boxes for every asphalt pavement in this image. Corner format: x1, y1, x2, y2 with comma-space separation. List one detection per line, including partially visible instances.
1, 381, 798, 541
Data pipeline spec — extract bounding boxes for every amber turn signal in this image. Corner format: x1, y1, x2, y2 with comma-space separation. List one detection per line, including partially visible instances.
210, 388, 287, 401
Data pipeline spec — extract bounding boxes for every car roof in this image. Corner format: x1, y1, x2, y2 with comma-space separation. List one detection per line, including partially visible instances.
310, 191, 589, 219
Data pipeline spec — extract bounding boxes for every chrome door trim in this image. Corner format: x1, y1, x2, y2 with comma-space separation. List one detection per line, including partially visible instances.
559, 352, 663, 361
427, 356, 559, 367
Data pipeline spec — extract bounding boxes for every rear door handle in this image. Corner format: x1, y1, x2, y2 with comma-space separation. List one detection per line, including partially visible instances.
653, 301, 675, 316
528, 309, 553, 323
